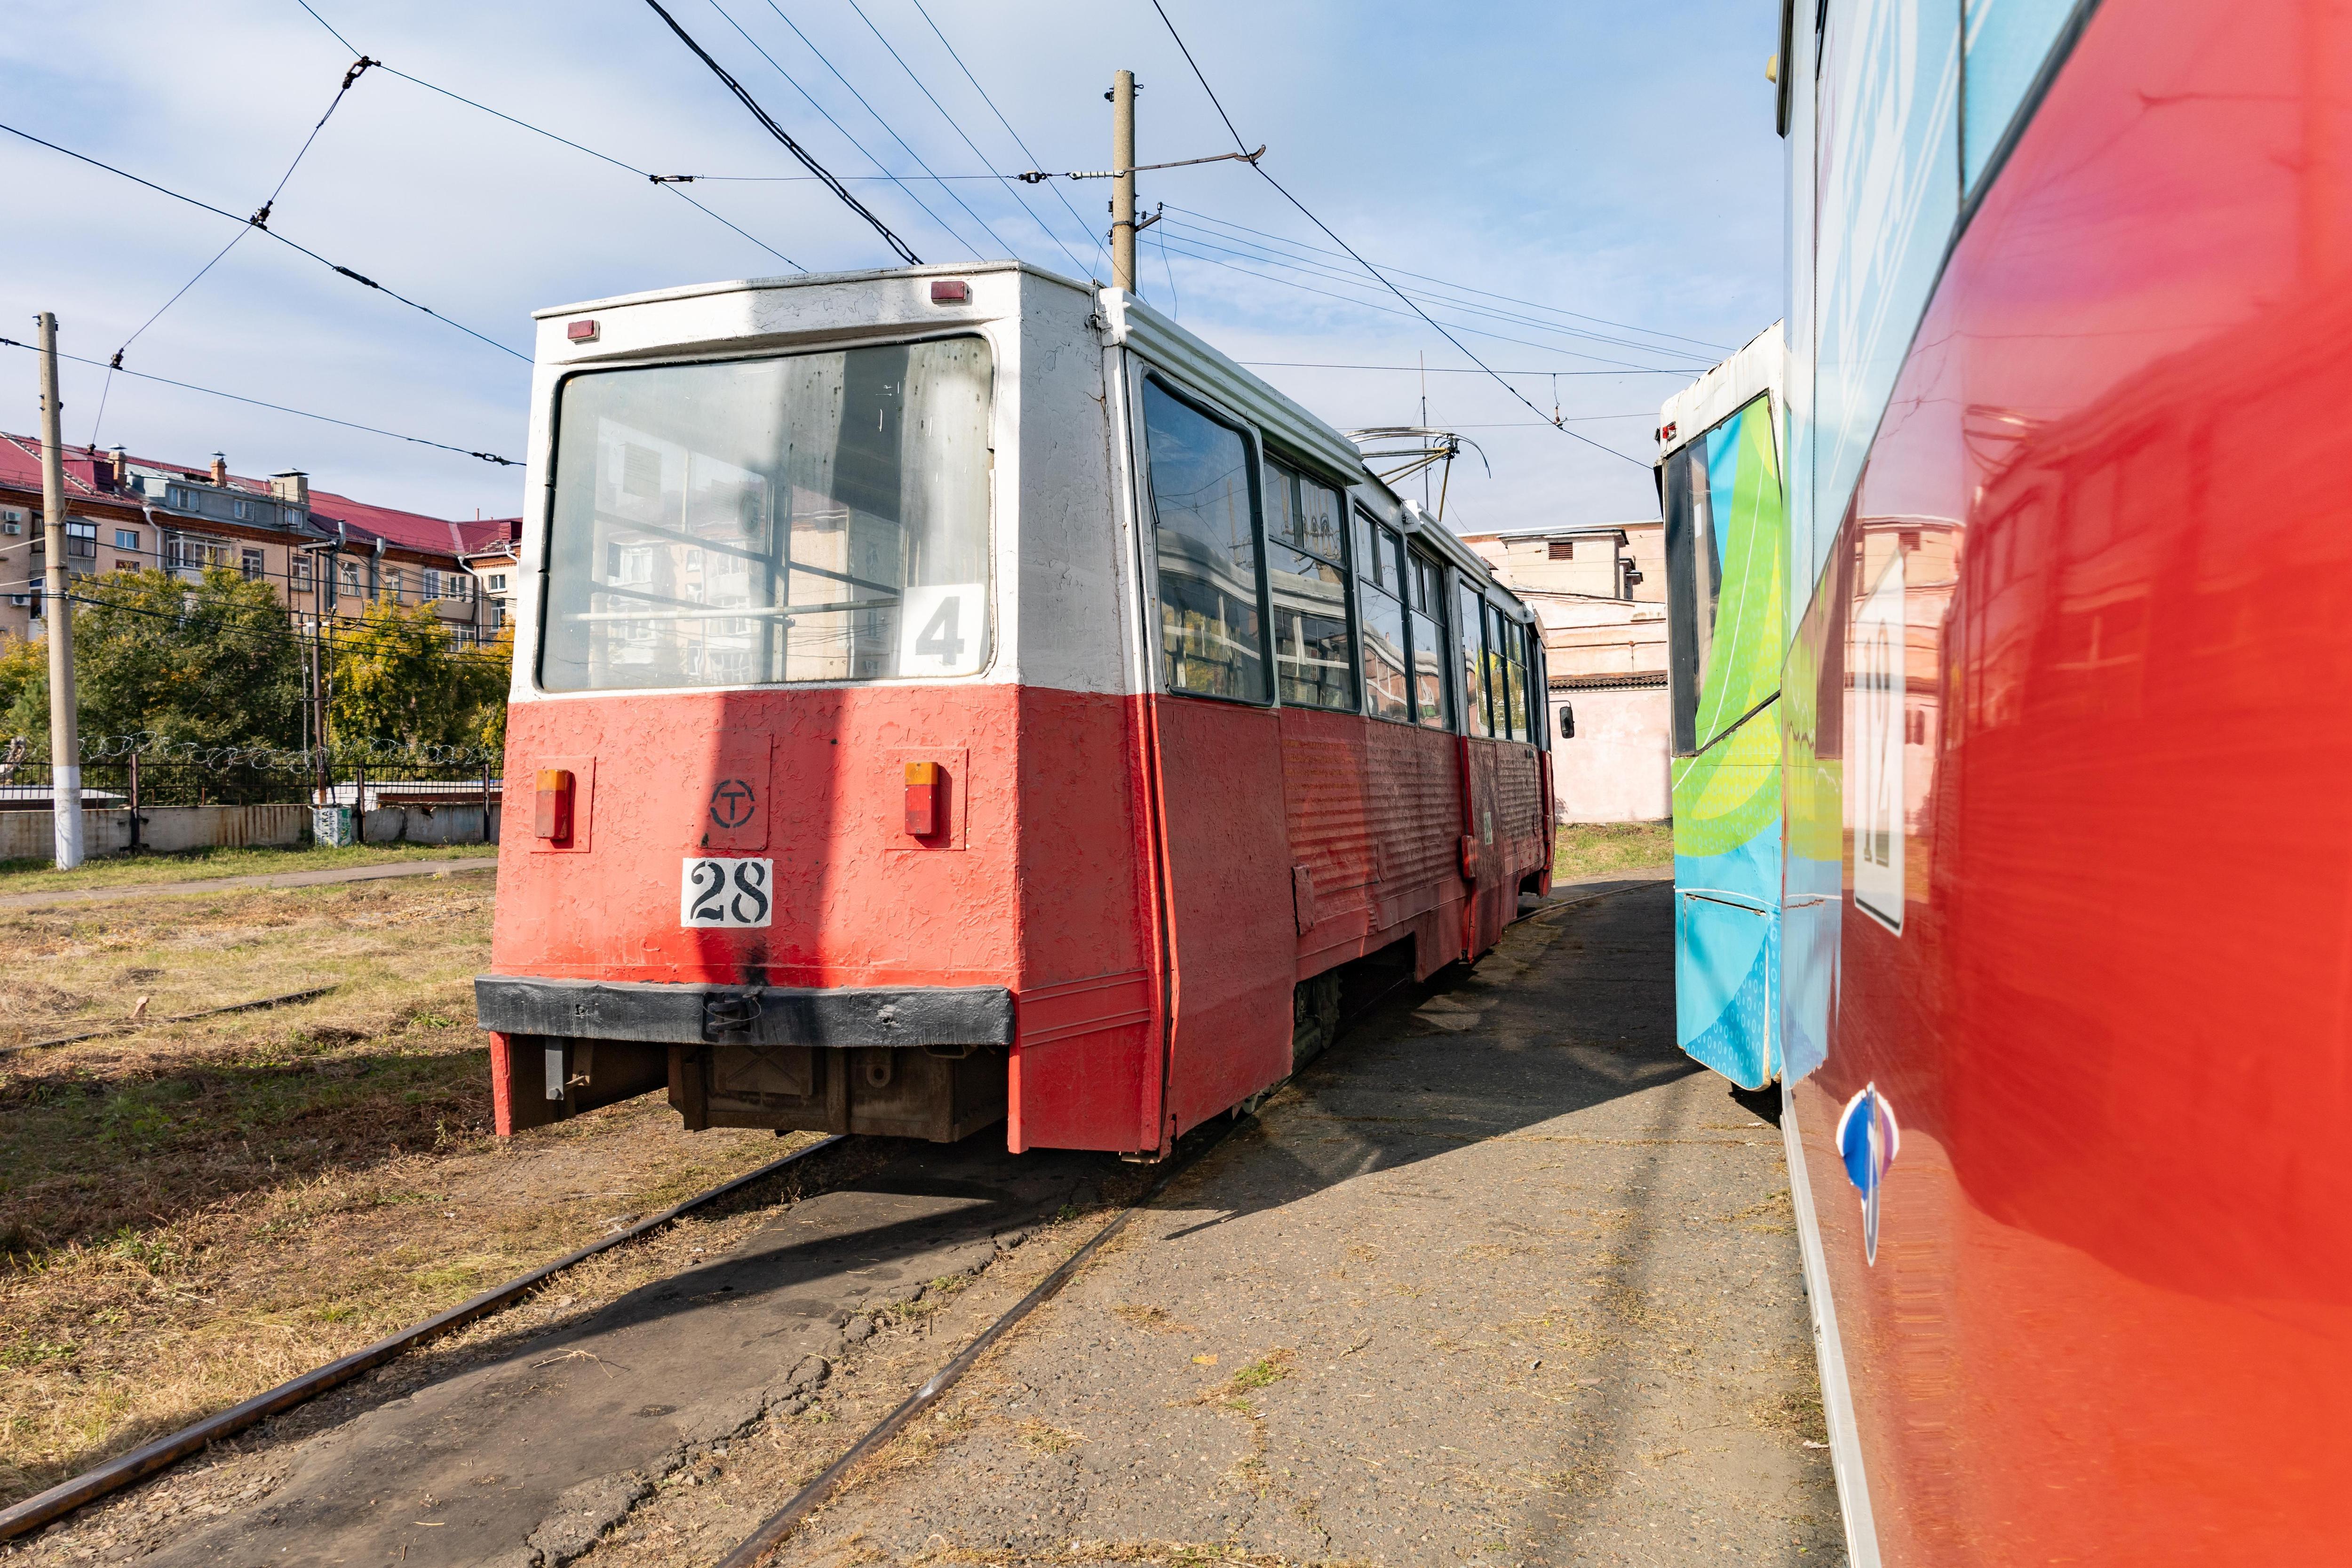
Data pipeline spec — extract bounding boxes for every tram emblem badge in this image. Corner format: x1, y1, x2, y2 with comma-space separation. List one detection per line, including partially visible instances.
1835, 1083, 1901, 1265
709, 779, 756, 830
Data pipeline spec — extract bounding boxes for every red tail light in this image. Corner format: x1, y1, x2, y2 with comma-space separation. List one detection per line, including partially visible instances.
534, 768, 574, 841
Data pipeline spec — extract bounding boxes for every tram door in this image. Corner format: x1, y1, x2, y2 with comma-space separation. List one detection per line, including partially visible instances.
1137, 379, 1297, 1143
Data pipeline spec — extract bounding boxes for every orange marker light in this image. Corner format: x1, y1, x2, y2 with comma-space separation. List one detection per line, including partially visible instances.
904, 761, 941, 838
534, 768, 574, 841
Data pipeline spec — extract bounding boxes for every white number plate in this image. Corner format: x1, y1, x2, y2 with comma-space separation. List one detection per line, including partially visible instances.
681, 857, 774, 928
898, 582, 985, 676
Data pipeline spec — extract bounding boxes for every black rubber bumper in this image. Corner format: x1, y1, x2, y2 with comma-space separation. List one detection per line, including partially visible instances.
473, 974, 1015, 1049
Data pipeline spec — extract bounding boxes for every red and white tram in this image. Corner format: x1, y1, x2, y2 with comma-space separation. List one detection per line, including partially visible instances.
476, 263, 1553, 1157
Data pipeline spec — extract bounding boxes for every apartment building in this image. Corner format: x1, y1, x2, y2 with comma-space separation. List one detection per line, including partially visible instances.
0, 437, 513, 645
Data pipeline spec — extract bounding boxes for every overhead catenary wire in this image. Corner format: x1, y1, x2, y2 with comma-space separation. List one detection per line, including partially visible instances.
901, 0, 1111, 274
0, 336, 516, 466
1152, 219, 1709, 366
89, 54, 382, 451
838, 0, 1096, 279
1241, 360, 1692, 377
1164, 204, 1734, 357
1142, 0, 1653, 469
740, 0, 1020, 262
1151, 234, 1687, 374
0, 122, 528, 364
291, 0, 803, 268
636, 0, 923, 264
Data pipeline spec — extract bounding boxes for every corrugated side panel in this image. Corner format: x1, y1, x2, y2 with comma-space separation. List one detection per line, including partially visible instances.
1493, 744, 1546, 872
1280, 718, 1377, 933
1368, 722, 1461, 896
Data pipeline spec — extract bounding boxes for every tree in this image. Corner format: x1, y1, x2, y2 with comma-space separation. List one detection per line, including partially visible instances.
1, 568, 304, 750
329, 598, 509, 751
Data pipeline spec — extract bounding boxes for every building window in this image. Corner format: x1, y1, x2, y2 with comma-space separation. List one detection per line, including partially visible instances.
241, 549, 265, 581
232, 499, 254, 521
487, 572, 507, 593
292, 555, 313, 588
115, 560, 136, 573
115, 528, 139, 550
66, 522, 96, 558
386, 569, 404, 603
1549, 540, 1574, 560
423, 568, 442, 600
491, 601, 507, 629
340, 561, 362, 596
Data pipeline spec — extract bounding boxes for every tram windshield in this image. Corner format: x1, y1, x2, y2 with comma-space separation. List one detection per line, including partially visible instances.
539, 337, 993, 692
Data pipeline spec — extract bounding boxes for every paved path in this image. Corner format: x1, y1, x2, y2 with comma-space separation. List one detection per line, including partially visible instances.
759, 877, 1842, 1567
14, 876, 1839, 1568
0, 855, 498, 911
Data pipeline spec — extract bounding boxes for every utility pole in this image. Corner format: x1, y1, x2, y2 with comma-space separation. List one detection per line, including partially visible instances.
35, 313, 81, 869
1111, 69, 1138, 294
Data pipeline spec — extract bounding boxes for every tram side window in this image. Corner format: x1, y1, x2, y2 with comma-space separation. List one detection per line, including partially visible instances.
1458, 580, 1491, 738
540, 337, 993, 692
1263, 457, 1356, 711
1356, 512, 1410, 722
1407, 549, 1449, 731
1503, 617, 1531, 741
1144, 381, 1267, 702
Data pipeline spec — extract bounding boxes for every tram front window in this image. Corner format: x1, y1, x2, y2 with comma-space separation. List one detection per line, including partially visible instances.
539, 337, 993, 692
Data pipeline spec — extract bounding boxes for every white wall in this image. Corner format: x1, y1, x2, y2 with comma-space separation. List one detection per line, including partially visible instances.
1549, 686, 1670, 823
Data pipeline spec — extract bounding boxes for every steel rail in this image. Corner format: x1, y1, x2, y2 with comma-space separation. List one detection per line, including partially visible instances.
0, 1134, 850, 1544
713, 878, 1645, 1565
714, 1119, 1246, 1568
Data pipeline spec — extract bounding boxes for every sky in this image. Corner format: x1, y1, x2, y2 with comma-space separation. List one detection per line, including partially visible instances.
0, 0, 1783, 531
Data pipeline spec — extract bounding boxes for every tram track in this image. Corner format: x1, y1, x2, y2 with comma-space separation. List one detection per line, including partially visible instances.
709, 881, 1650, 1568
0, 1133, 858, 1546
3, 882, 1653, 1562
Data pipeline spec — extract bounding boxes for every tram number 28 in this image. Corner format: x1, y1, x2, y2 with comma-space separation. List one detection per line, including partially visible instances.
681, 857, 774, 928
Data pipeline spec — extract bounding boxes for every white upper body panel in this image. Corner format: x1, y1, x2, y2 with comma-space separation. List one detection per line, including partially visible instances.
509, 263, 1532, 708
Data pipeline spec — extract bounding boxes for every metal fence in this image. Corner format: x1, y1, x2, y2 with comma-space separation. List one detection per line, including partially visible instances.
0, 738, 502, 848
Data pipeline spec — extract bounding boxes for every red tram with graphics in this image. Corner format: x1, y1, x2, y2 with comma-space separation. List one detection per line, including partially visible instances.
1688, 0, 2352, 1562
475, 264, 1552, 1157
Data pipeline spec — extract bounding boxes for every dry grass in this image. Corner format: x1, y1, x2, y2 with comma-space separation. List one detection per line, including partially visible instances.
1551, 820, 1673, 880
0, 840, 497, 895
0, 875, 790, 1506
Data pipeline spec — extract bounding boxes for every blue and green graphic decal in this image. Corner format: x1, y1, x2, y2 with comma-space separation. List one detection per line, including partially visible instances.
1664, 396, 1785, 1090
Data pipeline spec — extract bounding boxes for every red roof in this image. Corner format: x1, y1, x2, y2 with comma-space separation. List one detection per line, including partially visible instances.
0, 433, 511, 560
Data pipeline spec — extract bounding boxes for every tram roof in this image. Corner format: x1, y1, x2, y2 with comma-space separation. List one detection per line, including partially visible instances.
533, 260, 1529, 620
1656, 320, 1784, 464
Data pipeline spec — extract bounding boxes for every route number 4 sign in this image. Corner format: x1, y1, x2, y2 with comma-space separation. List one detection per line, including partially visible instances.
898, 583, 986, 677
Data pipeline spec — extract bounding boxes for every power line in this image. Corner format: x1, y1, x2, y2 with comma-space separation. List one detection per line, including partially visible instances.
743, 0, 1021, 261
293, 0, 805, 269
1155, 220, 1707, 366
0, 335, 516, 466
636, 0, 922, 263
901, 0, 1110, 275
1152, 234, 1686, 373
1241, 360, 1693, 377
1164, 204, 1734, 357
838, 0, 1094, 279
91, 54, 385, 452
1140, 0, 1651, 470
0, 121, 529, 363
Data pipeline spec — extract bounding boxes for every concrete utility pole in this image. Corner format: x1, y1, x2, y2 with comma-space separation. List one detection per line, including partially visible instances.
1111, 69, 1138, 294
34, 313, 81, 869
